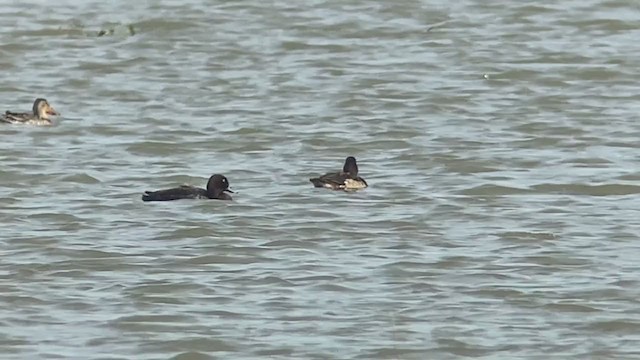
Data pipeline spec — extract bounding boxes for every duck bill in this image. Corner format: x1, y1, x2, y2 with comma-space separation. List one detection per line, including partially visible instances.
47, 107, 59, 116
225, 188, 234, 193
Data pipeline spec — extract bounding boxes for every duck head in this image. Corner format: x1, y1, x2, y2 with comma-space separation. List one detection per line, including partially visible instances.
206, 174, 234, 198
342, 156, 359, 177
33, 98, 59, 120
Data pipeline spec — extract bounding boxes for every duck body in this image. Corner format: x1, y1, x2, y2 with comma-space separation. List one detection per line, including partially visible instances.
142, 185, 211, 201
2, 111, 52, 126
310, 172, 368, 190
142, 174, 233, 202
310, 156, 368, 191
1, 98, 59, 126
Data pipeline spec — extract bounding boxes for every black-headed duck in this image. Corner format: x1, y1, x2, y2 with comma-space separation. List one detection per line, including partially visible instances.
1, 98, 59, 126
142, 174, 233, 202
310, 156, 368, 191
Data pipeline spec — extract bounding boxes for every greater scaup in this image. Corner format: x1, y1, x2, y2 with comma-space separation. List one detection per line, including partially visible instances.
1, 98, 59, 126
310, 156, 368, 191
142, 174, 233, 201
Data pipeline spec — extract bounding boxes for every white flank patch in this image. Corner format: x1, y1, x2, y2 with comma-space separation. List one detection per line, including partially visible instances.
343, 179, 367, 189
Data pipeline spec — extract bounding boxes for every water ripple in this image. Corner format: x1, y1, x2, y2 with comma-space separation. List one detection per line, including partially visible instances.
1, 0, 640, 359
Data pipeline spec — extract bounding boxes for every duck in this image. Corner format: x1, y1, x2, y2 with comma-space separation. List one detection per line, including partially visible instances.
142, 174, 233, 202
1, 98, 59, 126
310, 156, 368, 191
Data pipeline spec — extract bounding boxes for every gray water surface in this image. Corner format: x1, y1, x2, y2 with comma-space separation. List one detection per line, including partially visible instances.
1, 0, 640, 359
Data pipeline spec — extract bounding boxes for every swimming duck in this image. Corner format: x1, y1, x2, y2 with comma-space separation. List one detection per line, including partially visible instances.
142, 174, 233, 202
1, 98, 59, 126
310, 156, 368, 191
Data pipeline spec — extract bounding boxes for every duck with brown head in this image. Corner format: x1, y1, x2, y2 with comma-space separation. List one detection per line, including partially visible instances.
142, 174, 234, 202
310, 156, 368, 191
1, 98, 59, 126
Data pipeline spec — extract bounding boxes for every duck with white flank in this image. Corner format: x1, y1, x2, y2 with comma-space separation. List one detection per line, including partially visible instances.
310, 156, 368, 191
2, 98, 59, 126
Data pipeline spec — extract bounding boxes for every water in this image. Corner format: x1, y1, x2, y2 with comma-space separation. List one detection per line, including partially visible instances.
1, 0, 640, 358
